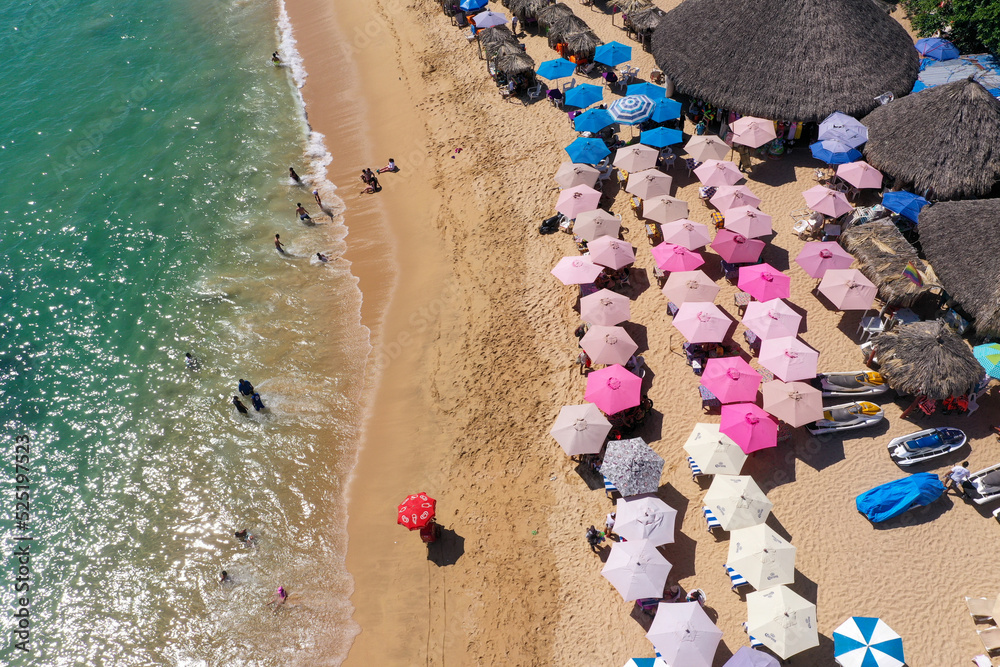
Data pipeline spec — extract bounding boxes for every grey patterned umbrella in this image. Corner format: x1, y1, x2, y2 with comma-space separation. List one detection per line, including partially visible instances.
601, 437, 664, 497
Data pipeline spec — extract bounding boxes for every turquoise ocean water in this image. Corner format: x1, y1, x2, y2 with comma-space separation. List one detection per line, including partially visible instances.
2, 1, 366, 664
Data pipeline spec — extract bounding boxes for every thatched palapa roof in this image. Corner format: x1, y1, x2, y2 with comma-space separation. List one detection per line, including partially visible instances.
872, 320, 983, 399
507, 0, 552, 22
650, 0, 919, 122
549, 14, 590, 43
493, 47, 536, 76
564, 30, 602, 60
918, 199, 1000, 339
537, 3, 574, 30
478, 25, 518, 50
839, 220, 934, 308
616, 0, 652, 14
628, 6, 666, 33
863, 78, 1000, 200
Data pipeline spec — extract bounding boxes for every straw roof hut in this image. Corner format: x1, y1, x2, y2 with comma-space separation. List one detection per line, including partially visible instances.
617, 0, 652, 14
650, 0, 919, 122
564, 30, 602, 60
478, 25, 519, 50
507, 0, 552, 22
863, 78, 1000, 200
872, 320, 983, 399
549, 14, 590, 43
918, 199, 1000, 339
839, 220, 934, 308
537, 3, 574, 31
628, 6, 666, 33
493, 48, 536, 77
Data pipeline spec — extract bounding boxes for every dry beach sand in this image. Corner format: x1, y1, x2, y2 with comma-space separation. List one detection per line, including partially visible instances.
286, 0, 1000, 663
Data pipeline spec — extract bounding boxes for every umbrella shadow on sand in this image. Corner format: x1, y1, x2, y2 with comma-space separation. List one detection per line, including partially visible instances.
620, 321, 649, 354
759, 242, 790, 273
427, 527, 465, 567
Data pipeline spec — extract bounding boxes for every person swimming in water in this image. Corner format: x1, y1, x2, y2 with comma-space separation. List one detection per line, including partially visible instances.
295, 203, 311, 222
185, 352, 200, 370
289, 167, 301, 184
266, 586, 288, 613
232, 396, 249, 414
238, 379, 254, 396
219, 570, 231, 585
234, 529, 254, 544
316, 252, 329, 263
251, 392, 265, 411
271, 51, 281, 64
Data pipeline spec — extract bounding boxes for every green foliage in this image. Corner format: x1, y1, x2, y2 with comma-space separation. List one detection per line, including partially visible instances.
900, 0, 1000, 56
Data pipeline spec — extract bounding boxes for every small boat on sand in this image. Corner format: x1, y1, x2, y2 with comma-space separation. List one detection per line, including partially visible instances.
806, 401, 884, 435
888, 427, 966, 466
963, 463, 1000, 505
815, 371, 889, 397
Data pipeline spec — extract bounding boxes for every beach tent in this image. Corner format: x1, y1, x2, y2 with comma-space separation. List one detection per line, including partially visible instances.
871, 320, 983, 400
864, 79, 1000, 200
856, 473, 945, 523
650, 0, 918, 122
918, 199, 1000, 339
549, 403, 612, 456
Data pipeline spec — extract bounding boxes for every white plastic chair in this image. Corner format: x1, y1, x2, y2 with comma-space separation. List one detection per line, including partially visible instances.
527, 84, 543, 101
561, 77, 577, 93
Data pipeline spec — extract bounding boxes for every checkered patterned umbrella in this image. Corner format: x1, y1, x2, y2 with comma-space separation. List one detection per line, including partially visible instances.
601, 438, 664, 497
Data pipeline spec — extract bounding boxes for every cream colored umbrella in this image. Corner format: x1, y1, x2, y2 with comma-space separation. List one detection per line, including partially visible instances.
601, 538, 672, 601
683, 423, 746, 476
747, 586, 819, 659
728, 524, 796, 590
703, 475, 772, 531
614, 145, 660, 172
685, 134, 731, 162
626, 169, 674, 200
643, 195, 689, 224
615, 493, 677, 546
554, 161, 600, 189
574, 209, 621, 242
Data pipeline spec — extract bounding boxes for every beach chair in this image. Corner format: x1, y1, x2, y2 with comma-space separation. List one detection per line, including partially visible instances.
576, 61, 596, 77
743, 329, 761, 356
699, 385, 721, 412
649, 69, 664, 84
527, 84, 544, 101
703, 506, 722, 533
972, 655, 993, 667
967, 597, 997, 624
734, 291, 751, 315
687, 456, 704, 481
603, 475, 619, 499
635, 597, 660, 615
667, 301, 680, 316
726, 565, 751, 591
686, 158, 702, 177
980, 627, 1000, 655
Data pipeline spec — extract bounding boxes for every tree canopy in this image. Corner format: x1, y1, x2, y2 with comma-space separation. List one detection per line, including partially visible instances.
900, 0, 1000, 56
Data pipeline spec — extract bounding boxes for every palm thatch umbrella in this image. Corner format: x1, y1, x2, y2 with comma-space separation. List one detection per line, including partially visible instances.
839, 220, 935, 308
617, 0, 652, 14
650, 0, 918, 122
493, 49, 536, 77
918, 199, 1000, 339
478, 25, 519, 50
628, 5, 666, 33
508, 0, 552, 22
872, 320, 983, 400
564, 30, 602, 61
537, 2, 574, 31
863, 78, 1000, 200
549, 14, 590, 44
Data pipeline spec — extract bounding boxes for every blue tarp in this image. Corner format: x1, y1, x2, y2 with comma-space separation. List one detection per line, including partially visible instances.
914, 54, 1000, 98
856, 473, 945, 523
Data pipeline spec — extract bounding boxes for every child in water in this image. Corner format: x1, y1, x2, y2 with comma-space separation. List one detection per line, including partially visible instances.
232, 396, 249, 414
251, 393, 265, 411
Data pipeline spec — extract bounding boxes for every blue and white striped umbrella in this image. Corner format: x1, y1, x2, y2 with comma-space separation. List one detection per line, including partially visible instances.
810, 139, 862, 165
609, 94, 655, 125
833, 617, 904, 667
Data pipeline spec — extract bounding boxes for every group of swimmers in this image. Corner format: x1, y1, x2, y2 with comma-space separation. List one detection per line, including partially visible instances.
219, 529, 290, 613
232, 378, 266, 414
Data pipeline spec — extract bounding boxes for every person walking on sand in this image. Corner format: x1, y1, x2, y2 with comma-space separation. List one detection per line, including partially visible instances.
295, 203, 311, 222
289, 167, 302, 184
605, 512, 617, 541
266, 586, 288, 613
585, 525, 604, 553
232, 396, 249, 414
274, 234, 285, 254
944, 461, 971, 496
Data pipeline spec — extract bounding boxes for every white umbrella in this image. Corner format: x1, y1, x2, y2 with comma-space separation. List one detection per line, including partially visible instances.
683, 423, 747, 476
554, 162, 600, 189
549, 404, 612, 456
703, 475, 773, 531
646, 602, 723, 667
473, 10, 508, 29
615, 493, 677, 545
731, 117, 777, 148
728, 524, 796, 590
747, 586, 819, 659
601, 538, 672, 601
574, 209, 620, 241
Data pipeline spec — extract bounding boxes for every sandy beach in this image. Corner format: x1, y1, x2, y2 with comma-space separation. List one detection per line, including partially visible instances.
287, 0, 1000, 664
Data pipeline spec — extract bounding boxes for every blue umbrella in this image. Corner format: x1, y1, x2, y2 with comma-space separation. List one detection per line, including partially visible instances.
810, 140, 862, 164
626, 82, 666, 99
915, 37, 960, 61
650, 97, 683, 123
564, 83, 604, 108
459, 0, 488, 10
574, 108, 616, 134
608, 94, 655, 125
537, 58, 577, 80
881, 190, 929, 222
594, 41, 632, 67
833, 616, 904, 667
974, 343, 1000, 379
640, 126, 683, 148
565, 137, 611, 165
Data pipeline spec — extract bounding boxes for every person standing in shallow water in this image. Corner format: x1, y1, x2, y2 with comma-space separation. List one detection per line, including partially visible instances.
288, 167, 301, 184
238, 379, 254, 396
232, 396, 249, 414
274, 234, 285, 254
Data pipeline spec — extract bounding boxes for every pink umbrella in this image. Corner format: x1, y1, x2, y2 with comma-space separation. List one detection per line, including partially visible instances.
818, 268, 877, 310
731, 117, 777, 148
762, 380, 823, 428
651, 243, 705, 272
581, 325, 639, 366
758, 336, 819, 382
836, 161, 883, 189
580, 288, 630, 326
585, 364, 642, 415
701, 357, 763, 404
738, 263, 790, 301
795, 241, 854, 279
662, 270, 720, 305
711, 230, 765, 264
673, 302, 734, 343
724, 206, 773, 238
642, 195, 689, 224
694, 159, 743, 187
660, 219, 711, 250
555, 184, 601, 219
574, 209, 620, 242
720, 403, 778, 453
710, 185, 761, 212
588, 236, 636, 270
741, 299, 802, 339
801, 185, 853, 218
551, 256, 603, 285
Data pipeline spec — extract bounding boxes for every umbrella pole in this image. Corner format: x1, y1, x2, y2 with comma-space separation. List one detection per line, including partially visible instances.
900, 396, 922, 419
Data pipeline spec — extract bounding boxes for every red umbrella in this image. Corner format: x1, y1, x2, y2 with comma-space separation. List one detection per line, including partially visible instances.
398, 492, 436, 530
